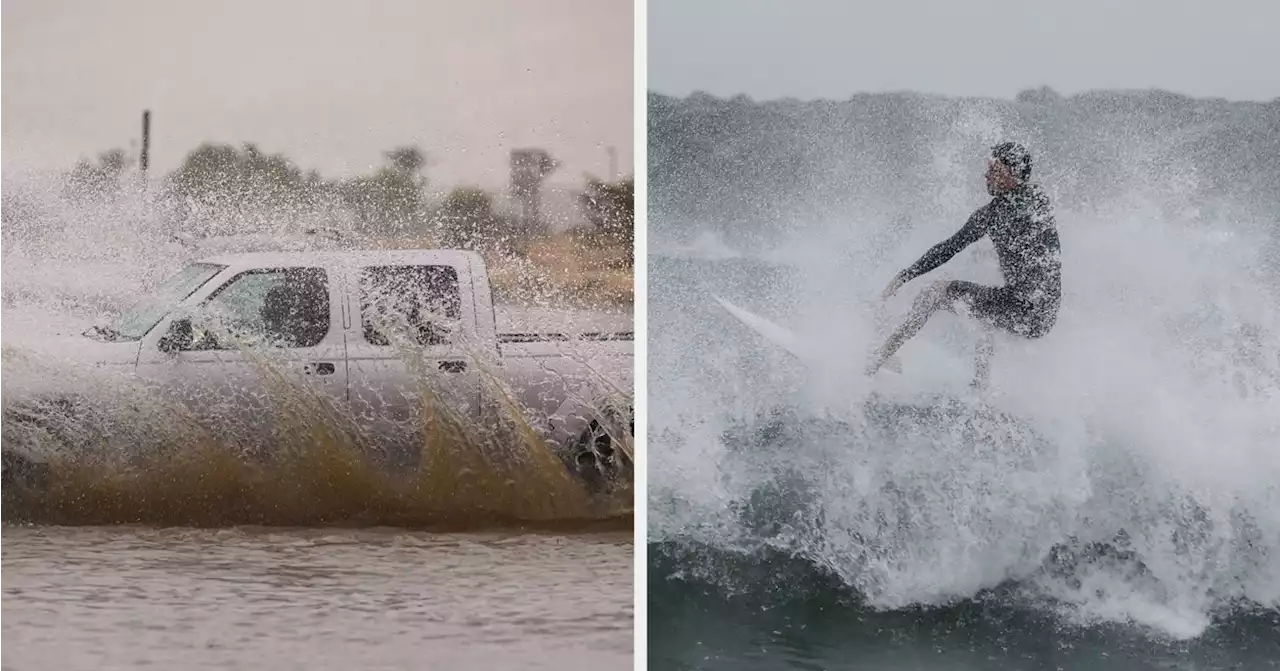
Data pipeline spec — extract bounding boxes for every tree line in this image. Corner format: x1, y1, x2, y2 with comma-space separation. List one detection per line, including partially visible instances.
62, 141, 633, 262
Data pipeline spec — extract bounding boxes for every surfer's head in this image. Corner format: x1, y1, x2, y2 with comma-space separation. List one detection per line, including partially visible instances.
987, 142, 1031, 195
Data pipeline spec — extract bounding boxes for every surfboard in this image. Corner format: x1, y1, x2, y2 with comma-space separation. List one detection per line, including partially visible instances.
708, 301, 1045, 456
711, 295, 813, 360
711, 294, 901, 373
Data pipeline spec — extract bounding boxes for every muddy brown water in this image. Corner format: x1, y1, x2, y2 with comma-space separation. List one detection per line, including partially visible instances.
1, 526, 632, 670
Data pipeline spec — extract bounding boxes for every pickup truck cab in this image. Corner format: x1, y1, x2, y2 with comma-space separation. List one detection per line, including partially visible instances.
2, 249, 633, 487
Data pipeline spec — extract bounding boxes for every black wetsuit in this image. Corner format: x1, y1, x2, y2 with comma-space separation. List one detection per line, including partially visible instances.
897, 183, 1062, 338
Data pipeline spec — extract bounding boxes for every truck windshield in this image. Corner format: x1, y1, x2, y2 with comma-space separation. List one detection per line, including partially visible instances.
112, 263, 226, 340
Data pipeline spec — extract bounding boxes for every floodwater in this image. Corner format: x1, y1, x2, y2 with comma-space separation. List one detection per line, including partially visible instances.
1, 526, 632, 670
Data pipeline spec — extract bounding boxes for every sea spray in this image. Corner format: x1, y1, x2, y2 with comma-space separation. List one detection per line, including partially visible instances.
648, 90, 1280, 639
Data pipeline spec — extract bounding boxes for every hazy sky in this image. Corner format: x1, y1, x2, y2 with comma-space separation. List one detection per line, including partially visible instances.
2, 0, 633, 188
650, 0, 1280, 102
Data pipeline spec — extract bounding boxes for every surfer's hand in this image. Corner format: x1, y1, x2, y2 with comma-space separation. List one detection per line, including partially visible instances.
882, 275, 906, 301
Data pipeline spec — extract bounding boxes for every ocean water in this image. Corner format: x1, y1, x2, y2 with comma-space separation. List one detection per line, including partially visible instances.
648, 248, 1280, 670
649, 543, 1280, 671
646, 92, 1280, 669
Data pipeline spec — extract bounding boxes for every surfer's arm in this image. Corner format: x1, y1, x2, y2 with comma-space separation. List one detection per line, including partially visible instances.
896, 210, 987, 283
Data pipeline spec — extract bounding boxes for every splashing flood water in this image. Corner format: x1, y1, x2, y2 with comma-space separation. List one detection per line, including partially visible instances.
1, 341, 631, 529
2, 168, 634, 529
647, 91, 1280, 669
1, 167, 634, 667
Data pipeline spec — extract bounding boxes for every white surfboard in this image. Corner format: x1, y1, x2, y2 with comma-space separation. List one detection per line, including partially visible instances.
711, 294, 813, 360
711, 294, 901, 373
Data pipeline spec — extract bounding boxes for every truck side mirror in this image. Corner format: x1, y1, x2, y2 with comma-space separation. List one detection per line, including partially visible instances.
158, 318, 194, 354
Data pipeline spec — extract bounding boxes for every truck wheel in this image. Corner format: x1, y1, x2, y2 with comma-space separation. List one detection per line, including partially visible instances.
4, 396, 89, 449
1, 448, 50, 490
1, 404, 61, 491
567, 410, 633, 495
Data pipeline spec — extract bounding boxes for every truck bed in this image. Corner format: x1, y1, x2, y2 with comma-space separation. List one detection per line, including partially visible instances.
494, 306, 633, 343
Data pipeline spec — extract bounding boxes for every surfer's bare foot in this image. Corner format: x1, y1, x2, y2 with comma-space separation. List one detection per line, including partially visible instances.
865, 354, 902, 376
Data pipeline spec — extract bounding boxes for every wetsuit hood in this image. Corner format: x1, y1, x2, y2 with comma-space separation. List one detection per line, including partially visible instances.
992, 142, 1033, 182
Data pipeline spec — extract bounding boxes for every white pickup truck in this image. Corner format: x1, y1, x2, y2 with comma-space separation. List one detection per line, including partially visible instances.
1, 249, 633, 489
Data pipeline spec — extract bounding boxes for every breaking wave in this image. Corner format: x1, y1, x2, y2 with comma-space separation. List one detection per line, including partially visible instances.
647, 91, 1280, 641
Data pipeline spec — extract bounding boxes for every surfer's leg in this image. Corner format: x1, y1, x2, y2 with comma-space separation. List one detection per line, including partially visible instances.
945, 282, 1011, 388
971, 329, 995, 389
866, 280, 951, 375
954, 284, 1053, 388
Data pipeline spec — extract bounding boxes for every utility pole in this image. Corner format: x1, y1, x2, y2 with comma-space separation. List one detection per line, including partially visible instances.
140, 110, 151, 176
606, 145, 618, 182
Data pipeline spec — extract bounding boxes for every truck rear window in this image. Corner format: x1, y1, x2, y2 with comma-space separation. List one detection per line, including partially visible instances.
359, 265, 462, 347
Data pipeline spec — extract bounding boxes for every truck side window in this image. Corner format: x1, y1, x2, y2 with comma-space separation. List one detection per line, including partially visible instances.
360, 265, 461, 347
199, 267, 330, 348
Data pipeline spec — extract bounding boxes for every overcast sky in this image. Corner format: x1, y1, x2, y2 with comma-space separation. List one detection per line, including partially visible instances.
650, 0, 1280, 102
2, 0, 633, 188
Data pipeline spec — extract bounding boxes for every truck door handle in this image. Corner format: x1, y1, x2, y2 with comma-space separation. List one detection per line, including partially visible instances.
439, 360, 466, 373
304, 362, 336, 375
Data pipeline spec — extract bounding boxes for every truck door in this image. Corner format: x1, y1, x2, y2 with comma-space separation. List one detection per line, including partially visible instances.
135, 265, 350, 449
343, 261, 482, 470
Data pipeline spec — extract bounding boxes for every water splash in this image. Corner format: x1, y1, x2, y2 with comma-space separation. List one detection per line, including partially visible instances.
1, 167, 632, 530
648, 91, 1280, 639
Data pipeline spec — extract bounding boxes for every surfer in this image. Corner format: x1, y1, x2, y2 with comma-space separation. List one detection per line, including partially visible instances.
866, 142, 1062, 388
